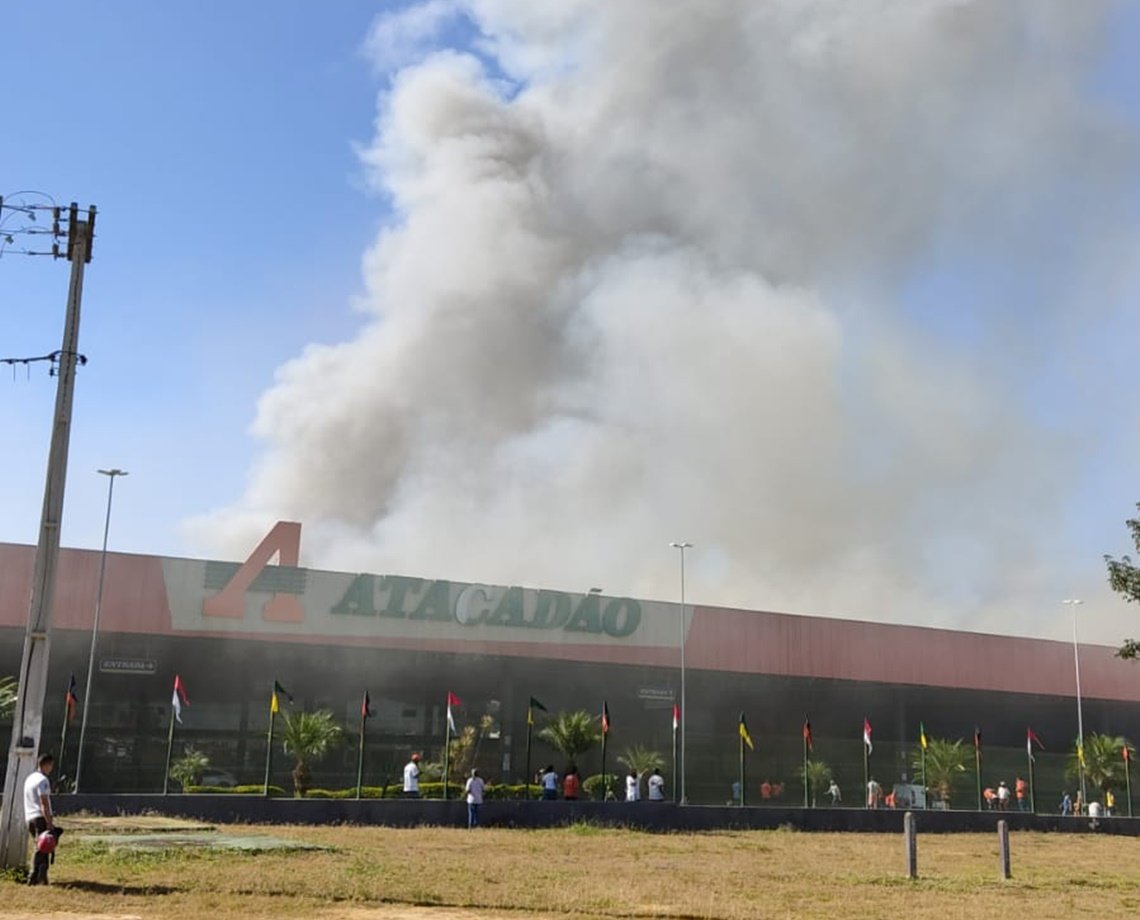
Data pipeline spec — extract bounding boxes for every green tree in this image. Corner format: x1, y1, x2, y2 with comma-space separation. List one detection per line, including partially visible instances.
800, 760, 833, 807
1106, 505, 1140, 658
910, 738, 970, 806
281, 709, 343, 797
618, 745, 665, 777
1066, 733, 1135, 793
0, 676, 17, 720
169, 747, 210, 790
537, 710, 602, 763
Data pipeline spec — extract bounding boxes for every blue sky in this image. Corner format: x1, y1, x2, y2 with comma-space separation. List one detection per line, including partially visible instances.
2, 2, 1140, 643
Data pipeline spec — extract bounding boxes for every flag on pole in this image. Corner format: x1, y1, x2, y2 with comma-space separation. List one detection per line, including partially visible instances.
1027, 727, 1043, 762
672, 703, 680, 732
361, 690, 373, 719
601, 701, 611, 734
1125, 746, 1132, 764
863, 718, 873, 755
527, 695, 547, 726
65, 674, 79, 722
446, 691, 461, 733
1077, 738, 1086, 768
739, 712, 754, 750
919, 722, 928, 750
973, 726, 982, 753
271, 680, 292, 714
171, 674, 190, 724
803, 718, 813, 753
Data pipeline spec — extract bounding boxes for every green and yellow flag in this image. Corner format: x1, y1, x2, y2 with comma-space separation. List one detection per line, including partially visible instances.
920, 722, 928, 750
527, 696, 548, 726
271, 680, 293, 714
738, 712, 754, 751
1077, 739, 1086, 768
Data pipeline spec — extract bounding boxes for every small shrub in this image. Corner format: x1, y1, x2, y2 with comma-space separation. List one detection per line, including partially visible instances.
582, 774, 621, 801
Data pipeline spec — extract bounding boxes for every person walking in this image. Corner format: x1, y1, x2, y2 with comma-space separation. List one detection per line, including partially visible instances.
1015, 777, 1028, 811
562, 765, 581, 801
1106, 788, 1116, 817
24, 753, 55, 886
647, 768, 665, 802
540, 765, 558, 801
464, 769, 485, 828
827, 779, 842, 805
866, 777, 882, 808
1060, 790, 1072, 816
403, 752, 422, 798
997, 781, 1011, 811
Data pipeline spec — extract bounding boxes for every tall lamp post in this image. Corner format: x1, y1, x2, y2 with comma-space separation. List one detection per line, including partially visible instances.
1062, 598, 1087, 812
670, 541, 692, 804
74, 468, 128, 792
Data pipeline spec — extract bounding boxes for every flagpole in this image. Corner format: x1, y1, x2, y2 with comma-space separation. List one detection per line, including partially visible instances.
525, 707, 533, 800
803, 728, 809, 808
920, 746, 927, 809
264, 707, 276, 797
863, 738, 869, 809
739, 728, 746, 807
672, 714, 678, 804
356, 707, 366, 800
1126, 750, 1133, 818
58, 710, 70, 787
1028, 743, 1036, 814
163, 703, 176, 795
443, 707, 451, 802
601, 712, 608, 801
975, 742, 982, 811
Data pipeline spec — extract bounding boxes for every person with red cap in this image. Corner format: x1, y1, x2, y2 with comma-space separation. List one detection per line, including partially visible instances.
403, 752, 422, 798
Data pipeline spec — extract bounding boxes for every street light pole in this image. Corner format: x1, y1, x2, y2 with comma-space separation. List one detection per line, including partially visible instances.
670, 541, 692, 804
74, 468, 128, 792
1062, 598, 1086, 811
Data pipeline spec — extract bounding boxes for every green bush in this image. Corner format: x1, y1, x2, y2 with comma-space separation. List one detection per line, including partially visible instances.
484, 783, 542, 800
184, 784, 288, 796
582, 774, 621, 801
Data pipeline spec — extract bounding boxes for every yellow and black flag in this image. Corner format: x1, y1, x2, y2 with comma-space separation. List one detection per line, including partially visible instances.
527, 696, 548, 726
738, 712, 754, 751
271, 680, 293, 714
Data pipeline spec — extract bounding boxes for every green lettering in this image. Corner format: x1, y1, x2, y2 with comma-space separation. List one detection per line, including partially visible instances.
528, 591, 571, 629
602, 598, 641, 637
564, 592, 603, 634
378, 575, 423, 618
331, 574, 377, 616
409, 579, 453, 621
484, 586, 525, 627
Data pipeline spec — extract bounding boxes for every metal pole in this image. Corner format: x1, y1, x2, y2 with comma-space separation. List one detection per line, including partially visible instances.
1064, 600, 1087, 810
74, 468, 126, 792
670, 542, 691, 804
162, 705, 176, 794
0, 211, 94, 869
356, 710, 366, 800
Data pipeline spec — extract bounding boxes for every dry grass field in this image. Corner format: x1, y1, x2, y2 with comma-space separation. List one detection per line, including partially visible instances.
0, 819, 1138, 920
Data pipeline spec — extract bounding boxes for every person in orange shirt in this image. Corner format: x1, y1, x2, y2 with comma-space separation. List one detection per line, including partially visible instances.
562, 765, 580, 801
760, 780, 772, 800
1015, 777, 1028, 811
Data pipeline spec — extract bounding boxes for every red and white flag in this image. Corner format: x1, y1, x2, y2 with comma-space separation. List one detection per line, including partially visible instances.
446, 691, 461, 734
863, 718, 873, 755
672, 704, 679, 733
172, 674, 190, 724
1027, 727, 1044, 762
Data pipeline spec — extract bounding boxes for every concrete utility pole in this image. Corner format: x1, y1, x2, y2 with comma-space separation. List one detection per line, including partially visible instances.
0, 204, 96, 869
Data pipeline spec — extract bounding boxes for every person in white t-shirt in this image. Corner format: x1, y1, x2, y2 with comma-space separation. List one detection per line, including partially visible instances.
403, 753, 421, 797
625, 769, 640, 802
540, 765, 559, 800
465, 769, 486, 828
647, 768, 665, 801
23, 753, 55, 886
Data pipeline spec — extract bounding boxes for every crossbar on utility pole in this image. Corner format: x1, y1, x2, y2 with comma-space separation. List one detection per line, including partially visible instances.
0, 205, 95, 869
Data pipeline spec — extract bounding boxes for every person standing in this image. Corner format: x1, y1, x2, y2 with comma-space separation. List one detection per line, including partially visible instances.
1014, 777, 1028, 811
403, 752, 422, 798
866, 777, 882, 808
24, 753, 55, 886
464, 769, 485, 828
540, 765, 559, 801
1106, 788, 1116, 816
997, 781, 1011, 811
827, 779, 842, 805
562, 765, 581, 801
647, 768, 665, 802
625, 769, 640, 802
1059, 790, 1072, 815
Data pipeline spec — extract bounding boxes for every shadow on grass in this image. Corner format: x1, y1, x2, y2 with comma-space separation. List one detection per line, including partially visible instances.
58, 879, 181, 895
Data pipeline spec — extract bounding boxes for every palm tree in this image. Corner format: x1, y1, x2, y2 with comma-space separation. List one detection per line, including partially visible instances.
537, 710, 602, 763
0, 676, 16, 720
280, 710, 343, 797
800, 760, 833, 807
1067, 733, 1135, 794
169, 747, 211, 790
618, 745, 665, 777
910, 738, 970, 807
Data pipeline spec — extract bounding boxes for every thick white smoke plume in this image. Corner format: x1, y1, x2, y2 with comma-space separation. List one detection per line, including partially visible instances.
198, 1, 1136, 637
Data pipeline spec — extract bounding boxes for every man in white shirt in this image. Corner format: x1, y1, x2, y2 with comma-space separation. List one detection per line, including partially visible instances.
540, 765, 559, 800
23, 753, 55, 886
465, 768, 486, 828
625, 769, 640, 802
403, 753, 421, 798
647, 768, 665, 801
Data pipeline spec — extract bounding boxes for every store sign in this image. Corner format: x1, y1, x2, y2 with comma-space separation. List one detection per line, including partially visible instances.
100, 657, 157, 675
330, 575, 642, 639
